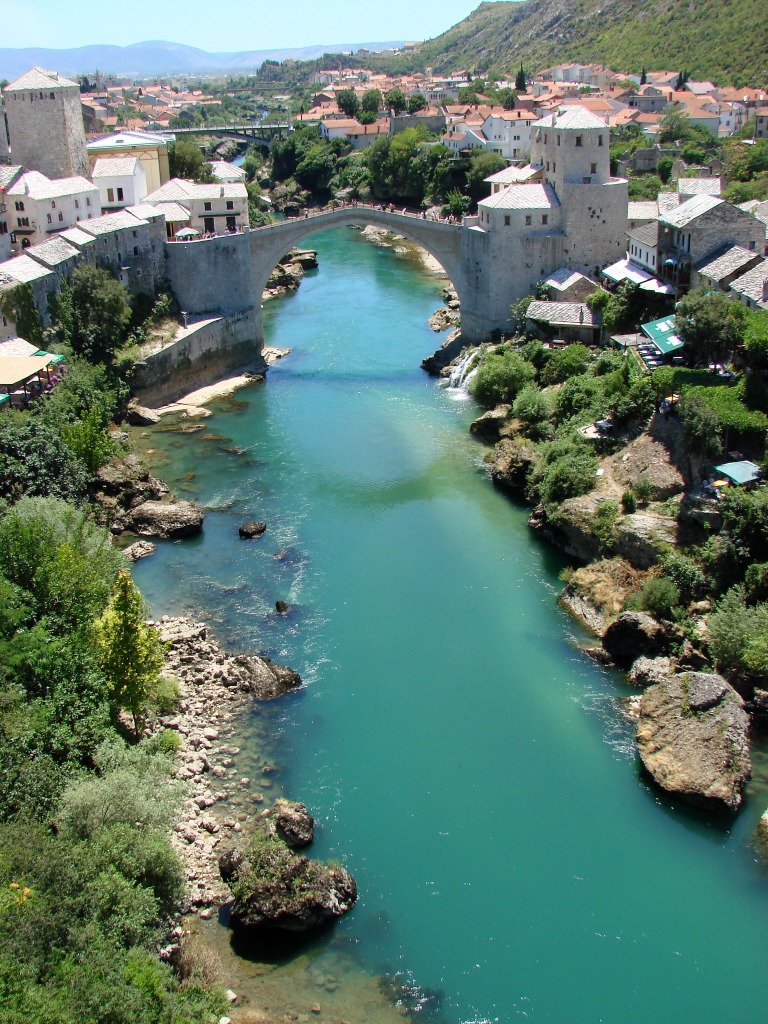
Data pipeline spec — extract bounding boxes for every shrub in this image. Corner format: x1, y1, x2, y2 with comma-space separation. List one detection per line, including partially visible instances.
594, 499, 619, 549
621, 489, 637, 514
660, 551, 707, 603
678, 393, 723, 459
0, 416, 90, 506
470, 351, 536, 407
513, 385, 552, 424
555, 374, 604, 422
61, 408, 118, 475
631, 478, 654, 506
745, 562, 768, 604
721, 485, 768, 563
708, 586, 768, 680
529, 435, 599, 507
541, 344, 592, 386
638, 577, 680, 620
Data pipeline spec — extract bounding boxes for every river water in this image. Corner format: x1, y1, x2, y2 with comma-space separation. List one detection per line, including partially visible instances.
134, 226, 768, 1024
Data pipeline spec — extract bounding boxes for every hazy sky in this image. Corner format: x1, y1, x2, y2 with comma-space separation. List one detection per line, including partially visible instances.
1, 0, 488, 50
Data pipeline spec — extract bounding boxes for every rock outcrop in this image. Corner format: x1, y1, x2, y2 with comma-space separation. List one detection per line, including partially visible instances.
92, 455, 167, 522
421, 328, 465, 376
271, 798, 314, 848
629, 656, 672, 688
123, 539, 156, 562
470, 406, 511, 444
222, 824, 356, 932
490, 437, 537, 491
428, 306, 460, 332
602, 611, 668, 667
636, 672, 751, 812
125, 402, 160, 426
123, 499, 204, 539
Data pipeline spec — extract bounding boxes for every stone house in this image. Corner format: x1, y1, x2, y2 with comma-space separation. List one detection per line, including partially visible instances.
143, 179, 248, 236
729, 260, 768, 310
626, 221, 659, 274
693, 245, 764, 291
92, 156, 148, 211
526, 299, 601, 343
2, 67, 89, 180
657, 195, 765, 293
6, 170, 100, 249
543, 267, 598, 301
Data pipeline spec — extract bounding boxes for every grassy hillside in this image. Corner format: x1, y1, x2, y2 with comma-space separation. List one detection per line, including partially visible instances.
407, 0, 767, 86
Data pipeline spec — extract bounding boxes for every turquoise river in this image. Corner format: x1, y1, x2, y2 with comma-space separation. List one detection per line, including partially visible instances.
134, 226, 768, 1024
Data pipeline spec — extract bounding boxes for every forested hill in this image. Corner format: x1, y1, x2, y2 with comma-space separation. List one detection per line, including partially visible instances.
403, 0, 767, 86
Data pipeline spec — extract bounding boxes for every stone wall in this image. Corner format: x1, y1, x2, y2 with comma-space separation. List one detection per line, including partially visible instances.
165, 231, 260, 315
132, 308, 264, 404
561, 180, 628, 273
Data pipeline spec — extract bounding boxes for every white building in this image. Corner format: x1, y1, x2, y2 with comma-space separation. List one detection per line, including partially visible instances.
143, 178, 248, 236
87, 131, 171, 194
480, 109, 536, 161
92, 156, 148, 211
210, 161, 247, 183
6, 170, 100, 249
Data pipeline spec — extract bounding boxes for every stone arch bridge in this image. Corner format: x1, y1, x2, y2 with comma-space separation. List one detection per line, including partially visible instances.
163, 206, 509, 367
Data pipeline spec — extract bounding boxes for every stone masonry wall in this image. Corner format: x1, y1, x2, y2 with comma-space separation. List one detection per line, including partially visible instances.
5, 85, 88, 179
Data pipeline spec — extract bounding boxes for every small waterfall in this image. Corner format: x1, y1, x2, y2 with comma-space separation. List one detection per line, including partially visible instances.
446, 347, 481, 393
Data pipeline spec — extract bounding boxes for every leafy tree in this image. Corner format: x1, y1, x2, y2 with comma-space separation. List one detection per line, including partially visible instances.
358, 109, 377, 125
530, 435, 599, 507
51, 265, 132, 365
541, 344, 592, 385
94, 572, 166, 735
443, 188, 470, 218
497, 87, 516, 110
678, 392, 723, 459
466, 150, 506, 201
294, 143, 336, 192
658, 108, 692, 144
515, 64, 527, 92
336, 88, 360, 119
361, 88, 382, 113
408, 93, 428, 115
167, 139, 214, 182
470, 351, 536, 407
708, 586, 768, 680
636, 577, 680, 619
0, 416, 90, 505
675, 288, 746, 364
61, 409, 117, 474
0, 283, 44, 346
384, 88, 407, 114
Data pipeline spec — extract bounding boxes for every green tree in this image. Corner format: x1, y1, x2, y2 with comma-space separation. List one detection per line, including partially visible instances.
465, 150, 506, 201
497, 87, 516, 110
361, 88, 382, 113
94, 571, 165, 734
708, 586, 768, 681
675, 288, 747, 364
678, 392, 724, 459
336, 88, 360, 119
515, 64, 527, 92
51, 265, 132, 365
294, 143, 336, 193
0, 283, 44, 346
408, 93, 428, 115
384, 88, 407, 114
167, 139, 214, 182
60, 408, 117, 474
470, 351, 536, 407
0, 416, 90, 505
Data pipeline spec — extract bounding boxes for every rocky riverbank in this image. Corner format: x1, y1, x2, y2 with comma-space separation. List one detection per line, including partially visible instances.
263, 248, 318, 301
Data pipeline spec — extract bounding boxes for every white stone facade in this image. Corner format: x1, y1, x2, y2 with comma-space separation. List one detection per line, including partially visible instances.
92, 156, 148, 211
144, 179, 248, 236
6, 171, 101, 249
481, 110, 535, 162
2, 68, 89, 180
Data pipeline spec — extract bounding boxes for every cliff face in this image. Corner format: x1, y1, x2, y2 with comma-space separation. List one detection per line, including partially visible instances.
412, 0, 766, 85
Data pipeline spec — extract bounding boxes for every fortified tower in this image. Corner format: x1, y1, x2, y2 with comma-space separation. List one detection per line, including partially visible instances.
2, 67, 89, 180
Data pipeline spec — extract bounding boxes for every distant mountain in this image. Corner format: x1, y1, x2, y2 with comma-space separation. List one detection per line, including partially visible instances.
408, 0, 767, 86
0, 39, 409, 80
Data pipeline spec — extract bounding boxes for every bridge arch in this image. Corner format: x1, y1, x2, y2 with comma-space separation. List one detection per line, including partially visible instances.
246, 207, 466, 317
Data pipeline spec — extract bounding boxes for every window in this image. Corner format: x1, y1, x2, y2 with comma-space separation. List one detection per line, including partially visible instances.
542, 214, 548, 225
133, 246, 139, 255
553, 162, 556, 172
226, 200, 234, 210
544, 133, 548, 143
86, 198, 91, 206
117, 187, 124, 201
51, 200, 56, 208
226, 215, 236, 232
50, 92, 54, 99
583, 177, 591, 184
58, 212, 63, 222
598, 135, 604, 146
133, 230, 138, 237
525, 215, 532, 226
504, 215, 510, 226
575, 135, 582, 147
546, 161, 550, 171
47, 213, 52, 224
591, 163, 597, 174
75, 199, 79, 209
107, 188, 114, 202
14, 201, 24, 212
204, 201, 212, 212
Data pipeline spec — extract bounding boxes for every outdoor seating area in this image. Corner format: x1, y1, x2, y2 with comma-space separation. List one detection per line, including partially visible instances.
0, 351, 67, 408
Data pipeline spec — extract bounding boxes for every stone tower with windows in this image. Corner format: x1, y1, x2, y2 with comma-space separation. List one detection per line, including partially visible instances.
2, 67, 89, 180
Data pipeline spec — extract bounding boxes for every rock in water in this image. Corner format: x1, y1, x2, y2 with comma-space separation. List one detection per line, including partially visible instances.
222, 824, 356, 932
239, 521, 267, 539
275, 600, 291, 614
124, 500, 204, 539
272, 799, 314, 848
602, 611, 667, 667
125, 402, 160, 426
123, 540, 157, 562
628, 656, 672, 688
636, 672, 751, 813
236, 654, 302, 701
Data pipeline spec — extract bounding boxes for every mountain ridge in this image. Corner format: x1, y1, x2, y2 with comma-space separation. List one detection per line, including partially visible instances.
0, 39, 409, 80
409, 0, 768, 86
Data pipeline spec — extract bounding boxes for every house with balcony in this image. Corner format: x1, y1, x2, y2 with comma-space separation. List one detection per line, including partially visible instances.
656, 195, 764, 294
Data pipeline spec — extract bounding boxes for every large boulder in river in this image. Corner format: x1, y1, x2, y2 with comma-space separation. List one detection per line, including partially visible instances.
629, 656, 672, 688
222, 824, 356, 932
236, 654, 301, 700
602, 611, 668, 667
92, 455, 166, 513
636, 672, 751, 813
239, 520, 267, 539
123, 499, 204, 539
470, 406, 510, 443
271, 799, 314, 848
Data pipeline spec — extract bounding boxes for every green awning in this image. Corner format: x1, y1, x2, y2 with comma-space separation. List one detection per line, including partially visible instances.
713, 461, 761, 486
32, 350, 66, 364
640, 316, 686, 356
0, 393, 9, 406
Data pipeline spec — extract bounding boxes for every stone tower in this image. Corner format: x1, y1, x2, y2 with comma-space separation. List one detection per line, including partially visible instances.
2, 67, 89, 179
